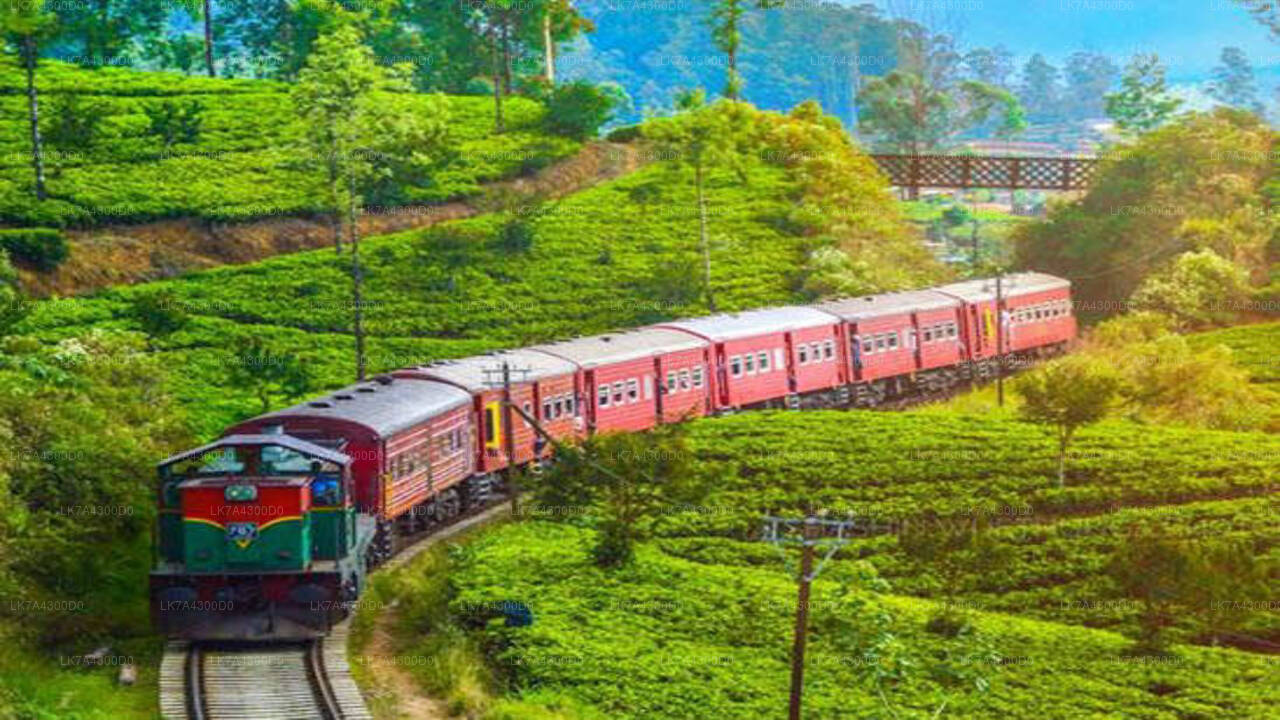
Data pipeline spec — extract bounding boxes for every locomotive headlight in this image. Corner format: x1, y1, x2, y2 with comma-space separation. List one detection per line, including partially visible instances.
225, 484, 257, 502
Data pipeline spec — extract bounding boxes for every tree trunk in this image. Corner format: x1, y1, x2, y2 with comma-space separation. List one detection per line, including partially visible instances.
501, 20, 513, 95
328, 159, 342, 253
726, 45, 737, 100
23, 35, 46, 202
543, 11, 555, 83
695, 161, 715, 312
1057, 430, 1068, 488
491, 36, 505, 133
347, 176, 366, 381
203, 0, 215, 77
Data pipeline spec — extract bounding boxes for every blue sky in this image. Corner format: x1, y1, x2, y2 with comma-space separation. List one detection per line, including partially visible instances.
868, 0, 1278, 78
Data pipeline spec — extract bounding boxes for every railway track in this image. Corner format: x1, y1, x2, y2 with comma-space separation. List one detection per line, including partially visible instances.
159, 622, 370, 720
157, 496, 513, 720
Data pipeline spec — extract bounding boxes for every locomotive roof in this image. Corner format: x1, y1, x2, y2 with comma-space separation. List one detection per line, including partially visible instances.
403, 348, 577, 391
160, 434, 351, 468
814, 289, 958, 321
936, 272, 1070, 302
256, 377, 471, 438
657, 306, 837, 341
532, 328, 707, 368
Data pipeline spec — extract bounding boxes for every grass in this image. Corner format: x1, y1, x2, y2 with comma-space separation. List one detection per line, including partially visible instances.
0, 625, 160, 720
0, 56, 578, 227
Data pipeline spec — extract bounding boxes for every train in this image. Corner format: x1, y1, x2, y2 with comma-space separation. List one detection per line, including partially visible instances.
150, 272, 1076, 640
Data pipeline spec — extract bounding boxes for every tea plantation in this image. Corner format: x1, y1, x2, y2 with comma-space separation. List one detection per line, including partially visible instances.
383, 410, 1280, 718
0, 57, 578, 227
20, 136, 936, 436
437, 520, 1278, 719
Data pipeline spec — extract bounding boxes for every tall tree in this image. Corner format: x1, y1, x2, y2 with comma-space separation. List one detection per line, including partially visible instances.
1063, 51, 1118, 119
707, 0, 780, 100
963, 45, 1014, 89
1018, 53, 1061, 122
50, 0, 166, 65
1207, 46, 1261, 113
1016, 355, 1123, 487
1, 0, 54, 201
1104, 53, 1182, 135
644, 91, 748, 312
293, 23, 450, 380
857, 72, 1025, 153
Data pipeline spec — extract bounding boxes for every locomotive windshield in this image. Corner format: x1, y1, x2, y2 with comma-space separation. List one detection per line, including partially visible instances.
161, 444, 344, 478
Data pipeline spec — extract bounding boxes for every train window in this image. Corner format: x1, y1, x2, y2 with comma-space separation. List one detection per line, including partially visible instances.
757, 352, 769, 372
805, 343, 817, 362
923, 327, 934, 342
613, 382, 625, 404
947, 323, 957, 338
692, 366, 704, 387
798, 345, 808, 364
887, 333, 899, 350
679, 370, 691, 389
730, 356, 742, 377
823, 340, 834, 359
543, 399, 553, 418
667, 371, 678, 392
566, 395, 577, 416
744, 354, 755, 374
875, 335, 886, 351
861, 337, 874, 354
627, 379, 639, 402
598, 385, 609, 407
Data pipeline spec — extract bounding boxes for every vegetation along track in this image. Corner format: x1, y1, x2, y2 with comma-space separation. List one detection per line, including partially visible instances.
159, 624, 369, 720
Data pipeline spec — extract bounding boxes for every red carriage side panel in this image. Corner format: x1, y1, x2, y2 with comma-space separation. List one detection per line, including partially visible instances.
914, 305, 967, 370
815, 291, 960, 385
1006, 286, 1076, 352
851, 314, 917, 382
382, 403, 473, 520
533, 328, 709, 434
229, 377, 473, 516
789, 323, 844, 394
938, 273, 1074, 359
658, 307, 838, 408
396, 350, 579, 474
655, 346, 712, 423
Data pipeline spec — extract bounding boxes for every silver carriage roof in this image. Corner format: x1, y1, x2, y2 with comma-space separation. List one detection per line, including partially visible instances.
405, 348, 578, 392
813, 289, 959, 322
658, 306, 838, 342
531, 327, 708, 369
253, 376, 472, 437
936, 272, 1071, 303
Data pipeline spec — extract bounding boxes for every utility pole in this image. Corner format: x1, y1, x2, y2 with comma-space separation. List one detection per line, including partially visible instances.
483, 362, 530, 515
995, 272, 1005, 407
762, 515, 858, 720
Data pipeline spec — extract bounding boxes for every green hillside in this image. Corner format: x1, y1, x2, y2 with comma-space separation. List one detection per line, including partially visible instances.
1191, 322, 1280, 386
20, 105, 938, 437
362, 410, 1280, 718
0, 57, 578, 227
394, 520, 1279, 719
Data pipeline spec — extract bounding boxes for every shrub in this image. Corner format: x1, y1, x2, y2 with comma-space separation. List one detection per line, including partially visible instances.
1129, 249, 1250, 329
605, 124, 642, 143
544, 81, 617, 141
144, 99, 205, 147
0, 228, 69, 271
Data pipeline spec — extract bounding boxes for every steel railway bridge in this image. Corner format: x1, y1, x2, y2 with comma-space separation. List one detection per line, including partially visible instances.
870, 154, 1099, 191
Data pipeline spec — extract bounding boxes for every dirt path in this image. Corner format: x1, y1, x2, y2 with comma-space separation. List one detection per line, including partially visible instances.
353, 503, 513, 720
21, 143, 646, 297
